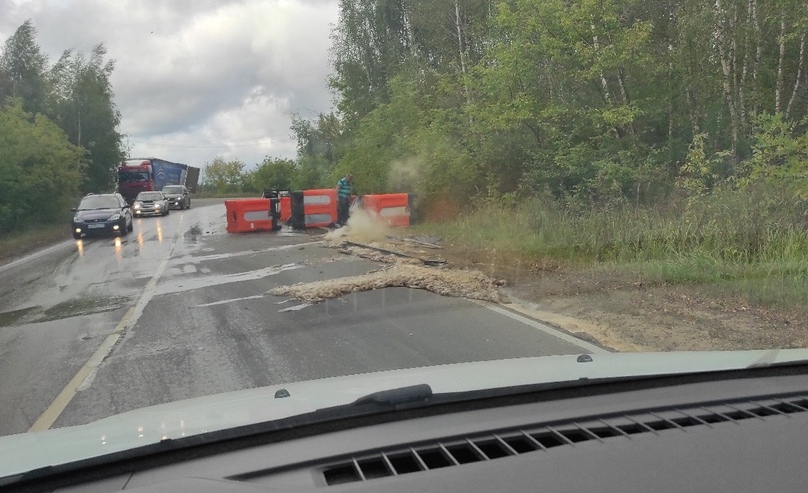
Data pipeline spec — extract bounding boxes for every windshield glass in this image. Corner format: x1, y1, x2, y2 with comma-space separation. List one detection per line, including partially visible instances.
1, 0, 806, 482
77, 195, 119, 210
136, 192, 163, 201
119, 171, 150, 183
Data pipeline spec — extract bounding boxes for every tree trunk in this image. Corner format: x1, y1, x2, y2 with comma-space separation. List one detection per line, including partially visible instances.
786, 33, 806, 120
715, 0, 739, 162
454, 0, 472, 108
775, 11, 786, 113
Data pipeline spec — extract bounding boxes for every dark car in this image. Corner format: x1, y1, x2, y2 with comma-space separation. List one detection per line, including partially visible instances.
162, 185, 191, 210
133, 191, 170, 217
71, 193, 133, 239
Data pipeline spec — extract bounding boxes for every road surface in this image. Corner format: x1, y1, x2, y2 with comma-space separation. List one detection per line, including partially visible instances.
0, 200, 602, 436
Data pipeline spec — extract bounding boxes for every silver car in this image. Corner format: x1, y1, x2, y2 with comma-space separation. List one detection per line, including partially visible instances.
132, 191, 170, 217
162, 185, 191, 209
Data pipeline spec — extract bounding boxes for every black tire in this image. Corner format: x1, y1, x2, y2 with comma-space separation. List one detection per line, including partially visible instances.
127, 217, 134, 232
120, 219, 129, 235
186, 201, 190, 209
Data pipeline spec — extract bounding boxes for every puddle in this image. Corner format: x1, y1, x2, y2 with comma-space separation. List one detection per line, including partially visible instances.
0, 306, 40, 327
0, 296, 133, 327
40, 296, 132, 322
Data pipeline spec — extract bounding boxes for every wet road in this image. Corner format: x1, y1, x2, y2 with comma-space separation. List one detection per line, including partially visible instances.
0, 200, 601, 436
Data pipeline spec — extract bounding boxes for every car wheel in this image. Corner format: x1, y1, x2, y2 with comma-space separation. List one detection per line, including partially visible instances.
186, 201, 191, 209
127, 217, 134, 232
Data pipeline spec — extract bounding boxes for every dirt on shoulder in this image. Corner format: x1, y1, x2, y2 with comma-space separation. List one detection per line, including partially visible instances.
471, 256, 808, 353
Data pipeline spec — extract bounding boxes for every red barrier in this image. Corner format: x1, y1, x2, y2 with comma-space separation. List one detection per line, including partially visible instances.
225, 199, 276, 233
363, 193, 410, 227
302, 189, 337, 228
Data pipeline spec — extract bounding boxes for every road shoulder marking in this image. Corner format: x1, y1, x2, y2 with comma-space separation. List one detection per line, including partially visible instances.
474, 300, 609, 354
29, 218, 183, 432
28, 306, 136, 432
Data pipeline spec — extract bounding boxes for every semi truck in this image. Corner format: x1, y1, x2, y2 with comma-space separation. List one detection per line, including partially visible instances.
116, 158, 200, 204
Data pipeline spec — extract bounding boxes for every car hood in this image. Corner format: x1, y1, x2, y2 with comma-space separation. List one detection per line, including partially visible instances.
163, 193, 183, 198
75, 208, 118, 220
1, 349, 807, 479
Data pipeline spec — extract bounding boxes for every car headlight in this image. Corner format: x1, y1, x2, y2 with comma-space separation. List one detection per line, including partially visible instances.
73, 215, 81, 223
155, 204, 161, 209
133, 203, 141, 209
109, 213, 121, 221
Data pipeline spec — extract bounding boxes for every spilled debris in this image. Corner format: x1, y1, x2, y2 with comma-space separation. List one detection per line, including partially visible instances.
269, 263, 503, 303
273, 205, 504, 303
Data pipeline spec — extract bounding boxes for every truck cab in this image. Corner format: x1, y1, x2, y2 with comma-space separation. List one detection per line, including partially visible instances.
117, 159, 155, 204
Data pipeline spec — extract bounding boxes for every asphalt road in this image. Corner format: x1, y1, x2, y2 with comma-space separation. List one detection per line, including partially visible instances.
0, 200, 601, 436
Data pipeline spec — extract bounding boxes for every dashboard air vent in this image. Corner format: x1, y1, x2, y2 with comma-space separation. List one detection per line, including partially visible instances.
322, 394, 808, 485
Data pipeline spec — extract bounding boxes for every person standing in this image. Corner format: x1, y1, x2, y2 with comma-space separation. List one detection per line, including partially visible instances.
336, 173, 353, 226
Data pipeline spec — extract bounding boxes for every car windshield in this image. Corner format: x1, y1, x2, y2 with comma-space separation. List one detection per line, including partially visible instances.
137, 192, 163, 201
1, 0, 807, 483
118, 171, 150, 183
77, 196, 119, 210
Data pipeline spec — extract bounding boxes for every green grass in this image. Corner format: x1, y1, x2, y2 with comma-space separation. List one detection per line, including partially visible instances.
416, 188, 808, 312
0, 222, 73, 265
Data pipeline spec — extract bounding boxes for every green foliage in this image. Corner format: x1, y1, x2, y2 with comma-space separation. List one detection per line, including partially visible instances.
0, 20, 49, 116
746, 113, 808, 200
201, 157, 246, 194
0, 100, 84, 233
245, 157, 296, 192
48, 45, 123, 193
1, 20, 123, 200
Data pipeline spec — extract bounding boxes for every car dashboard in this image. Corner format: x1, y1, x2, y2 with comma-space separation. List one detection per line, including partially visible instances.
17, 367, 808, 492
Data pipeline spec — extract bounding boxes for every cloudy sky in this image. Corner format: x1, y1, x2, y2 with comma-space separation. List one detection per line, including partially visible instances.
0, 0, 340, 168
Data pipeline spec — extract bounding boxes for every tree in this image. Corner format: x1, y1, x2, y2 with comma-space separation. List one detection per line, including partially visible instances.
0, 100, 83, 233
246, 157, 296, 192
49, 44, 123, 193
0, 20, 49, 116
202, 157, 246, 194
291, 112, 345, 189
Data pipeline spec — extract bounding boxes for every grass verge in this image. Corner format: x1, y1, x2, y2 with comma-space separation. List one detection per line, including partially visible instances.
414, 188, 808, 314
0, 223, 72, 265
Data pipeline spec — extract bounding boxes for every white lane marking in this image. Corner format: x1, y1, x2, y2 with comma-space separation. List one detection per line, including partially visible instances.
278, 303, 312, 313
155, 264, 302, 295
474, 301, 608, 354
29, 217, 184, 432
194, 294, 266, 307
175, 241, 323, 263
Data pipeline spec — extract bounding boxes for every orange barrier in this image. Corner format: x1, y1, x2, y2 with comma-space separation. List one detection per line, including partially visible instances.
363, 193, 410, 227
279, 196, 291, 223
291, 189, 337, 228
225, 198, 279, 233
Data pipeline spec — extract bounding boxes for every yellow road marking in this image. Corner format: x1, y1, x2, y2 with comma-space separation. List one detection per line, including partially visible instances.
28, 306, 136, 432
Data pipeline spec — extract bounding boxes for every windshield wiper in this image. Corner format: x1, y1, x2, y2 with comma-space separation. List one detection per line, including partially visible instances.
352, 384, 433, 407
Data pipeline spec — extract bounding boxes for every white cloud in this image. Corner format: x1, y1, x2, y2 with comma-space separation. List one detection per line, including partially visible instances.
0, 0, 339, 167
